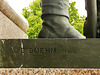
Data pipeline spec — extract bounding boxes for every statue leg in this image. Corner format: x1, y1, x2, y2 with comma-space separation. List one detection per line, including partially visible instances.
38, 0, 86, 38
97, 0, 100, 38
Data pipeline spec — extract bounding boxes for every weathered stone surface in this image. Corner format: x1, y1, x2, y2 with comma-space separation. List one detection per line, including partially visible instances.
0, 39, 100, 68
0, 68, 100, 75
0, 12, 28, 39
0, 0, 29, 32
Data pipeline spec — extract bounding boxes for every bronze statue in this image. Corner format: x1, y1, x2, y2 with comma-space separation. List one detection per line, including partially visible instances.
84, 0, 98, 38
96, 0, 100, 37
38, 0, 86, 38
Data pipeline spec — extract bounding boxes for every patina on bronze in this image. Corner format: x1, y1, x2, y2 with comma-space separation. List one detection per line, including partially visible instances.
38, 0, 85, 38
97, 0, 100, 37
0, 39, 100, 68
84, 0, 97, 38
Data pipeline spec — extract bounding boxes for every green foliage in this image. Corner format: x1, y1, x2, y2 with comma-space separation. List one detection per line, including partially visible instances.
22, 0, 86, 38
22, 0, 42, 38
69, 1, 86, 35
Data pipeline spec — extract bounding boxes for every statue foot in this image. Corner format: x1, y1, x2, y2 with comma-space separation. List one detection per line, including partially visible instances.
38, 0, 86, 39
38, 15, 86, 39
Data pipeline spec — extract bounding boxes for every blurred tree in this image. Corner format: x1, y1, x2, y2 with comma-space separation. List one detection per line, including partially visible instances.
69, 1, 86, 35
22, 0, 42, 38
22, 0, 86, 38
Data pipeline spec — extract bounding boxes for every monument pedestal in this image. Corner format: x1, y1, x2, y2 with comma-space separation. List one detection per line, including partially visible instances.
0, 39, 100, 68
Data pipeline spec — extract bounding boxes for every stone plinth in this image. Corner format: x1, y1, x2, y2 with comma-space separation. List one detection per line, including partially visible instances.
0, 39, 100, 68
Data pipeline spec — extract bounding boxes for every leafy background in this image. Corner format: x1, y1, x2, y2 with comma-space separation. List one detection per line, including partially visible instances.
22, 0, 86, 38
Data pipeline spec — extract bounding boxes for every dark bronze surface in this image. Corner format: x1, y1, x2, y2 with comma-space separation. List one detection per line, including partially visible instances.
84, 0, 97, 38
0, 39, 100, 68
38, 0, 85, 38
